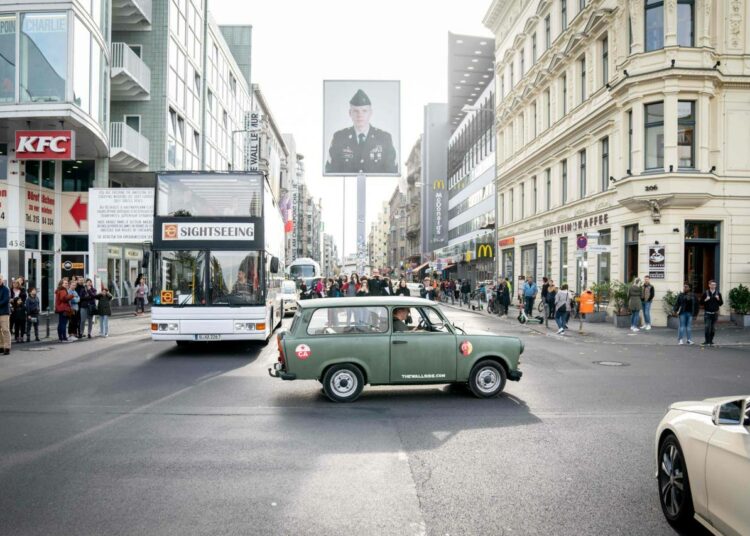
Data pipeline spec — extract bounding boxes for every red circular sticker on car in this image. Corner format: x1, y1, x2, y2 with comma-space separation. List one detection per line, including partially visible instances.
295, 344, 311, 360
460, 340, 473, 356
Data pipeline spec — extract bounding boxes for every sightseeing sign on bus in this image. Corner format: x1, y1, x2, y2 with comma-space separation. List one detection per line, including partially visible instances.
150, 172, 285, 343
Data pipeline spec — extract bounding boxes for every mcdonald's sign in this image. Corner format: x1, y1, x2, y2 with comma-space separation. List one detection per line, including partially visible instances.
433, 179, 445, 190
475, 243, 495, 259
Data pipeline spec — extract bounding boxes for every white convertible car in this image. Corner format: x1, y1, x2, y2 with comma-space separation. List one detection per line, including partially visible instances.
655, 395, 750, 535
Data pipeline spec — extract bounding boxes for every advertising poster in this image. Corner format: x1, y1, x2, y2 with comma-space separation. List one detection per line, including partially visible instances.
648, 244, 666, 279
323, 80, 400, 176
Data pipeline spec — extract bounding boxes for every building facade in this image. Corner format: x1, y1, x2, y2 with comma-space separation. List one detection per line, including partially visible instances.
403, 136, 422, 269
367, 201, 389, 274
485, 0, 750, 325
387, 187, 407, 274
321, 233, 339, 278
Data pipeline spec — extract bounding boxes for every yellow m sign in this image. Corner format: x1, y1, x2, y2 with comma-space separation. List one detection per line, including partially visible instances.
476, 244, 494, 258
433, 179, 445, 190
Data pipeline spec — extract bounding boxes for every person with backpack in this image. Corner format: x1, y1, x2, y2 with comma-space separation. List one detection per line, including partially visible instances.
701, 280, 723, 347
673, 283, 700, 345
25, 287, 41, 342
554, 284, 572, 334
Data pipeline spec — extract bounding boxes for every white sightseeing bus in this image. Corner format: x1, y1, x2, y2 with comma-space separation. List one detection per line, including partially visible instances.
150, 172, 285, 344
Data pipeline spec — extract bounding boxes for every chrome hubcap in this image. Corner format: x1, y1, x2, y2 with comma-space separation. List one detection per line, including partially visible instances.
476, 367, 499, 394
331, 371, 357, 397
659, 444, 685, 517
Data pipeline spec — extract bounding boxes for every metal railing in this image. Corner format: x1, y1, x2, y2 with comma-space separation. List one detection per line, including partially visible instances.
111, 42, 151, 94
110, 122, 150, 165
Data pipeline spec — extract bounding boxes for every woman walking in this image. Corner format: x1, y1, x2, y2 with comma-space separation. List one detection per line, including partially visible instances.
11, 280, 27, 343
134, 274, 148, 316
54, 280, 74, 342
554, 284, 571, 334
673, 283, 699, 345
628, 278, 643, 332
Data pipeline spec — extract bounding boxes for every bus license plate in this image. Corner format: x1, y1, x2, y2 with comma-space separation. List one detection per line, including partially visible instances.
196, 334, 221, 341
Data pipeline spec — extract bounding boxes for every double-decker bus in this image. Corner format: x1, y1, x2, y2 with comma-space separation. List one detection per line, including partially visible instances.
287, 257, 322, 286
150, 172, 284, 344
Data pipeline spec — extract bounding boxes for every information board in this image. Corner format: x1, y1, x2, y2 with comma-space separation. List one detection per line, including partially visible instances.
88, 188, 154, 243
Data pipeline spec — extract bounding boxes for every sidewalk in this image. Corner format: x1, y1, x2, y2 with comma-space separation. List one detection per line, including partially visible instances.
442, 302, 750, 348
6, 314, 149, 347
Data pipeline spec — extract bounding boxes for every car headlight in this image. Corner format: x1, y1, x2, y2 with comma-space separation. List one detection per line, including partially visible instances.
234, 322, 255, 332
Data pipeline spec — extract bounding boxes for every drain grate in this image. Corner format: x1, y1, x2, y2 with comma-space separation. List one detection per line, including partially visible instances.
594, 360, 627, 367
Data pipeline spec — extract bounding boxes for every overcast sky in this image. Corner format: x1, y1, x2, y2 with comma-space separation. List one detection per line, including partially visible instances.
210, 0, 493, 258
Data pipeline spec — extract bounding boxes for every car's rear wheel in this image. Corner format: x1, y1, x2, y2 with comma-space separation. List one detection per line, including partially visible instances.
658, 434, 694, 527
468, 360, 506, 398
322, 364, 364, 403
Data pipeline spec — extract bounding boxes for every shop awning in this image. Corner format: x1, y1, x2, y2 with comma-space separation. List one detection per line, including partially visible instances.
443, 264, 456, 271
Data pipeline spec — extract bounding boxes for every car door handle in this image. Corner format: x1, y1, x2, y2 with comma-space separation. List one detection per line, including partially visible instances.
392, 340, 408, 345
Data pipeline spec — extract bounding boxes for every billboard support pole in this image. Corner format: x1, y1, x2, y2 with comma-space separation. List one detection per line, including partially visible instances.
342, 177, 346, 260
357, 173, 366, 274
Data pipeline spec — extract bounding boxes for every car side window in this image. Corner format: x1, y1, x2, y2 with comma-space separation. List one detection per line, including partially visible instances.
422, 307, 451, 333
307, 306, 388, 335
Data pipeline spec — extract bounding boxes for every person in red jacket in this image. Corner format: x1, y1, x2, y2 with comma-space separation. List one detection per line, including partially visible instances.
54, 279, 74, 342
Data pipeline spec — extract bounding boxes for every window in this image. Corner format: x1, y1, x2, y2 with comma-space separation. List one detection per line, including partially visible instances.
532, 33, 537, 64
25, 231, 39, 250
678, 101, 695, 168
509, 188, 514, 222
500, 193, 505, 223
0, 15, 15, 103
601, 36, 608, 86
25, 161, 55, 189
579, 56, 586, 102
155, 251, 206, 305
510, 63, 514, 87
579, 149, 586, 198
230, 73, 237, 95
677, 0, 694, 47
128, 44, 142, 57
579, 0, 586, 10
73, 17, 91, 112
307, 306, 389, 335
0, 144, 7, 180
209, 251, 263, 305
61, 235, 88, 251
545, 89, 551, 128
559, 237, 568, 285
532, 176, 538, 214
545, 15, 551, 50
544, 240, 552, 278
520, 48, 525, 76
597, 230, 611, 285
500, 75, 505, 98
545, 168, 551, 210
600, 137, 609, 191
124, 115, 141, 132
645, 0, 664, 52
561, 0, 567, 30
562, 74, 567, 115
561, 159, 568, 204
627, 110, 633, 172
645, 102, 664, 170
521, 182, 525, 218
62, 160, 94, 191
20, 12, 68, 103
207, 89, 213, 110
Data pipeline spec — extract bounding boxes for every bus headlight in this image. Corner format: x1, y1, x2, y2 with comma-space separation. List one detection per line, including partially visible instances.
155, 323, 179, 332
234, 322, 255, 332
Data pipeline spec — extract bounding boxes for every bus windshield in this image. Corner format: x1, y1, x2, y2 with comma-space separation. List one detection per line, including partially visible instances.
157, 174, 262, 217
289, 265, 317, 279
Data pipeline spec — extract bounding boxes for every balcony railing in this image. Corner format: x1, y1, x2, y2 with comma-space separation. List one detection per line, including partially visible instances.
112, 0, 152, 29
111, 43, 151, 100
110, 122, 149, 171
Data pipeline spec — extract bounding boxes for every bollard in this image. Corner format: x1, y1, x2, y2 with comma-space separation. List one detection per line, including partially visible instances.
46, 310, 51, 339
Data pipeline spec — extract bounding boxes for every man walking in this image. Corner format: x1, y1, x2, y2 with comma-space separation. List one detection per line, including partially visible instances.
701, 280, 723, 346
641, 275, 655, 330
522, 276, 538, 316
0, 274, 10, 355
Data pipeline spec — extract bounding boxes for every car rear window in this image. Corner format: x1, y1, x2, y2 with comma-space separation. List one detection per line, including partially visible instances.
307, 306, 388, 335
281, 281, 296, 293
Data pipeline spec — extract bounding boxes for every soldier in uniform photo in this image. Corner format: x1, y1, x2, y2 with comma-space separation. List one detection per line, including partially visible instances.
325, 89, 397, 174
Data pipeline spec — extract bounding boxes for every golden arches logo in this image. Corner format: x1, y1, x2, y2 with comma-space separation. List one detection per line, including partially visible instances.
476, 244, 494, 258
433, 179, 445, 190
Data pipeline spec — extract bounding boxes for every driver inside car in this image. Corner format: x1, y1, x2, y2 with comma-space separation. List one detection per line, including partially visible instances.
392, 307, 411, 332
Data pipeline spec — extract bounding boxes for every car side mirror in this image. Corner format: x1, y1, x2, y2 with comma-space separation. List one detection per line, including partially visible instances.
270, 257, 280, 274
712, 399, 745, 426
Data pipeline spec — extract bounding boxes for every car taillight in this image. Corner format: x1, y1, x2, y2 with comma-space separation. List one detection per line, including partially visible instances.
277, 334, 286, 366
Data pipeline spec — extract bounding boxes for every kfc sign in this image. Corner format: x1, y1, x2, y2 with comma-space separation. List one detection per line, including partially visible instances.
15, 130, 75, 160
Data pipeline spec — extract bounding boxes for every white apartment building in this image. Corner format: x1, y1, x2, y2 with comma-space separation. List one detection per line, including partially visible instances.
485, 0, 750, 325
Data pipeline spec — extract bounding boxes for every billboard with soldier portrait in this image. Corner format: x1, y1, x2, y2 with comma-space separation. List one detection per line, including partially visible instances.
323, 80, 400, 176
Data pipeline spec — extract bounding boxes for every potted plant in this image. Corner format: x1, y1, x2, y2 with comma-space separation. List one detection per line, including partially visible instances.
663, 290, 679, 329
586, 281, 610, 323
729, 284, 750, 327
611, 281, 630, 328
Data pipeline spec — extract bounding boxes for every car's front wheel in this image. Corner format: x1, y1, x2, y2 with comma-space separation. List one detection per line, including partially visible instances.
322, 364, 364, 403
468, 360, 506, 398
658, 434, 694, 528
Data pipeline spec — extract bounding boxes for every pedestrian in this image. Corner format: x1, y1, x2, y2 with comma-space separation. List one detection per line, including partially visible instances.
314, 278, 325, 298
55, 279, 74, 343
545, 281, 557, 328
96, 287, 113, 337
522, 276, 538, 316
554, 284, 572, 334
344, 274, 359, 297
383, 277, 394, 296
79, 278, 98, 339
11, 279, 27, 343
368, 269, 386, 296
478, 281, 487, 311
673, 283, 699, 345
460, 279, 471, 306
0, 274, 11, 355
541, 277, 549, 311
628, 277, 643, 332
395, 278, 410, 296
700, 280, 723, 346
299, 281, 310, 300
497, 278, 511, 316
25, 287, 41, 342
451, 279, 459, 303
356, 280, 369, 297
74, 276, 86, 337
642, 275, 655, 330
516, 275, 525, 309
134, 274, 148, 316
68, 280, 81, 340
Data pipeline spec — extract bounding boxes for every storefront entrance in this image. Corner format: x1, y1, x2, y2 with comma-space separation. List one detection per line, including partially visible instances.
685, 221, 720, 295
623, 224, 639, 284
24, 251, 41, 292
501, 248, 514, 282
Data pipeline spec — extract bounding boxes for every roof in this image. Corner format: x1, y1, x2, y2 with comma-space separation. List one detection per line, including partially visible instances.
448, 32, 495, 133
297, 296, 435, 309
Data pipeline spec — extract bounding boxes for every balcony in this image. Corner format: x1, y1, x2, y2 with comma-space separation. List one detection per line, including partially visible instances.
111, 43, 151, 100
110, 122, 149, 171
112, 0, 152, 30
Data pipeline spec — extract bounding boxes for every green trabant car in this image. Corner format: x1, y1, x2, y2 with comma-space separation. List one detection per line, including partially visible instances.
268, 296, 523, 402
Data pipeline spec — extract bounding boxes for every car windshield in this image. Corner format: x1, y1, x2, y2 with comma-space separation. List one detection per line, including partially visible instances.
281, 281, 296, 294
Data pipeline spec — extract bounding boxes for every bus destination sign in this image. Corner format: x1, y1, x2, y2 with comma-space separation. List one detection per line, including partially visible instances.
162, 222, 255, 241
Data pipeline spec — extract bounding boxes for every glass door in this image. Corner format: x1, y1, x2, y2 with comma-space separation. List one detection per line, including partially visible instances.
108, 257, 123, 305
25, 251, 41, 292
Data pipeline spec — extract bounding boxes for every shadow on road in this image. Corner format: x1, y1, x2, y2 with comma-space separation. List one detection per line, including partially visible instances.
152, 340, 269, 359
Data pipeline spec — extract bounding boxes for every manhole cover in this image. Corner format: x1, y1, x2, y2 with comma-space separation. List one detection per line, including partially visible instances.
21, 346, 55, 352
594, 360, 627, 367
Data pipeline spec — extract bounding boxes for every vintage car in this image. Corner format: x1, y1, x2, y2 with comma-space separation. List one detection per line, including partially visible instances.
268, 296, 523, 402
654, 395, 749, 535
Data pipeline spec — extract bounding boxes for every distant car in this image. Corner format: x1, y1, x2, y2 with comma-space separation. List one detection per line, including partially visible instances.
268, 296, 523, 402
655, 395, 750, 535
280, 280, 299, 316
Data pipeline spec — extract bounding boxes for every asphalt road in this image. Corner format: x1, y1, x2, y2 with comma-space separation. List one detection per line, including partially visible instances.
0, 309, 747, 536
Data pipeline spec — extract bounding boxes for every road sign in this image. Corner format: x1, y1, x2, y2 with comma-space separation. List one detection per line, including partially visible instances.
586, 232, 600, 238
575, 249, 585, 258
588, 244, 611, 254
576, 235, 588, 249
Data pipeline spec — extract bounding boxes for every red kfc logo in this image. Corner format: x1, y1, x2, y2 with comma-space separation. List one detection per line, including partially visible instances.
15, 130, 75, 160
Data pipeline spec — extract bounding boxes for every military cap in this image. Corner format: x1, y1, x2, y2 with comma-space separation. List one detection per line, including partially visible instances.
350, 89, 371, 106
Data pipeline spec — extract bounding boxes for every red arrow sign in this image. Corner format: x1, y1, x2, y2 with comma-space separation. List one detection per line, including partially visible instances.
69, 195, 88, 228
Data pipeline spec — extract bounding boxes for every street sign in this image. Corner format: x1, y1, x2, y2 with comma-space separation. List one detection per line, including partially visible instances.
586, 232, 600, 238
587, 244, 611, 254
575, 249, 585, 258
576, 235, 588, 249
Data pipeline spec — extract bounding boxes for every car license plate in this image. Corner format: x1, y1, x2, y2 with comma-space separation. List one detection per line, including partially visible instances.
196, 334, 221, 341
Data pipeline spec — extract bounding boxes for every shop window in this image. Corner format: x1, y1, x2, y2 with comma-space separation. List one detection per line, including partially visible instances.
684, 221, 718, 240
559, 237, 568, 285
61, 234, 88, 251
62, 160, 94, 191
623, 224, 639, 283
25, 161, 56, 188
25, 231, 39, 250
544, 240, 552, 279
561, 159, 568, 204
0, 14, 15, 103
677, 101, 695, 168
20, 12, 68, 103
677, 0, 694, 47
42, 233, 54, 251
0, 143, 8, 180
645, 0, 664, 52
521, 245, 537, 280
645, 102, 664, 170
597, 229, 611, 287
